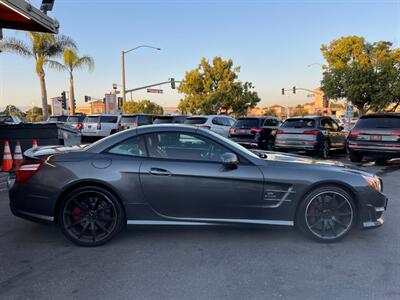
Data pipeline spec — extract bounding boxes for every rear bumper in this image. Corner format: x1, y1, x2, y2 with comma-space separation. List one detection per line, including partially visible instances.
275, 140, 318, 151
348, 142, 400, 155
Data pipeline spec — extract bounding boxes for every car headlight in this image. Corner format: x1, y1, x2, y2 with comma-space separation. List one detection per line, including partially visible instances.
362, 175, 382, 192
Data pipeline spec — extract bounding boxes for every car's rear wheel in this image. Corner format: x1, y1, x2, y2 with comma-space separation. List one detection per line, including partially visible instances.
296, 186, 355, 242
59, 186, 125, 246
318, 140, 330, 159
349, 151, 363, 163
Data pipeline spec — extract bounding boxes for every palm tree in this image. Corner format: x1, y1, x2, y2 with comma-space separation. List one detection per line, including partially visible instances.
0, 33, 76, 119
52, 49, 95, 115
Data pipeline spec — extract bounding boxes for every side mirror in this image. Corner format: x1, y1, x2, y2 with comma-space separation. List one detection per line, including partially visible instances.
221, 152, 239, 168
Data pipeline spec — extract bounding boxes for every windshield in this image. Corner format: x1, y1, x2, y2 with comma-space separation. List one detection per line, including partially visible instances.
355, 116, 400, 129
282, 118, 315, 128
67, 116, 83, 123
234, 118, 260, 128
184, 117, 208, 125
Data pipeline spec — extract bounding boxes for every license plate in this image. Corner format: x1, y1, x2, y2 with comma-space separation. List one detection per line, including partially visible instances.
239, 129, 247, 134
88, 125, 92, 128
370, 135, 381, 141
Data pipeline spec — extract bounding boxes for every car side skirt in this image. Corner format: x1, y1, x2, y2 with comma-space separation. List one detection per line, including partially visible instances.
127, 218, 294, 226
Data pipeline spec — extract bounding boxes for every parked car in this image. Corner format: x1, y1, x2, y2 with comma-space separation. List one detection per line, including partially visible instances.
0, 114, 22, 124
66, 115, 86, 131
184, 115, 236, 137
46, 115, 68, 123
10, 124, 387, 246
153, 115, 187, 124
275, 116, 347, 158
81, 114, 120, 138
347, 113, 400, 163
119, 114, 157, 131
229, 116, 280, 150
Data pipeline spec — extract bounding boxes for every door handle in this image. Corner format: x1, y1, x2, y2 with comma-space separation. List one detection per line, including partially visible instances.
149, 168, 171, 176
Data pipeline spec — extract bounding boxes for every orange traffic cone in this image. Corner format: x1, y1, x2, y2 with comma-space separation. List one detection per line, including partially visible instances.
2, 141, 13, 172
13, 141, 23, 171
32, 139, 38, 150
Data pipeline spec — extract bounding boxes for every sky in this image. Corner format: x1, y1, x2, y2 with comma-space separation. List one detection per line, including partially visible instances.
0, 0, 400, 111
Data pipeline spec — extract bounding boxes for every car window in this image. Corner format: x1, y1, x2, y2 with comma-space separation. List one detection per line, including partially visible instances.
281, 118, 315, 128
154, 116, 173, 124
355, 116, 400, 129
107, 136, 147, 157
100, 116, 118, 123
320, 118, 333, 129
212, 117, 224, 126
121, 116, 137, 124
227, 118, 236, 126
263, 119, 278, 126
234, 118, 260, 128
0, 116, 13, 123
144, 132, 229, 162
85, 116, 99, 123
184, 117, 208, 125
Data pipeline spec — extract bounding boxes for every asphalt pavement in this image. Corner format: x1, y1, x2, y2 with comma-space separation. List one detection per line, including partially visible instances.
0, 155, 399, 300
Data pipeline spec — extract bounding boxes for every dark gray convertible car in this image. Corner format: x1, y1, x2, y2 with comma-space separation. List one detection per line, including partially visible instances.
10, 125, 387, 246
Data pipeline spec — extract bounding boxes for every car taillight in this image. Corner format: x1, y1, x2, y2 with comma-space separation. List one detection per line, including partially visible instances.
348, 130, 361, 138
250, 128, 263, 134
276, 130, 285, 134
392, 130, 400, 137
76, 123, 83, 130
229, 127, 236, 134
303, 130, 319, 135
15, 162, 43, 183
200, 125, 211, 130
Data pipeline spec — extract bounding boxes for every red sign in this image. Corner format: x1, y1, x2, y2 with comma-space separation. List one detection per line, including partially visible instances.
147, 88, 163, 94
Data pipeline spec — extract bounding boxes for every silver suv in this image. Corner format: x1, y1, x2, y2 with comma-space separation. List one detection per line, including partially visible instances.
82, 114, 121, 138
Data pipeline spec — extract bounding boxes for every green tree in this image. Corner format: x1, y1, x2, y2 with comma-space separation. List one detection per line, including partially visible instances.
292, 105, 309, 117
122, 100, 164, 115
321, 36, 400, 115
178, 57, 260, 117
0, 33, 76, 119
1, 105, 25, 119
263, 107, 278, 117
51, 48, 95, 115
25, 107, 45, 122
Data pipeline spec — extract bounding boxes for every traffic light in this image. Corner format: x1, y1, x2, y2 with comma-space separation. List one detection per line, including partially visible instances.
281, 88, 285, 95
61, 91, 67, 109
171, 78, 176, 89
84, 95, 91, 102
73, 98, 76, 110
118, 97, 123, 109
293, 86, 296, 94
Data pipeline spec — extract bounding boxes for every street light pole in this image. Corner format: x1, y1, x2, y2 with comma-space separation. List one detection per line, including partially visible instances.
121, 45, 161, 103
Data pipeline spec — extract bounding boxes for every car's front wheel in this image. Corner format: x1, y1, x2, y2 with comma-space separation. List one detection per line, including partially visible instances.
59, 186, 125, 246
349, 151, 363, 163
296, 186, 356, 242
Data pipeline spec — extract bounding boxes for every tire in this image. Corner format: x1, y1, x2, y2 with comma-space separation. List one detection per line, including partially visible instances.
375, 158, 388, 165
296, 185, 356, 243
349, 151, 363, 163
317, 140, 330, 159
59, 186, 125, 246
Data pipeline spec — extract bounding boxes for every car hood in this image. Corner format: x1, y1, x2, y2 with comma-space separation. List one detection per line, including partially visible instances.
253, 150, 374, 177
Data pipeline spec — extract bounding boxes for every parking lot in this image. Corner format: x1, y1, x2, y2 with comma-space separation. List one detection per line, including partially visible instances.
0, 155, 399, 300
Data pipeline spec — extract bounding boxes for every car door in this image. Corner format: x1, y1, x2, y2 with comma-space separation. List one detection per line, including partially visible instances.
331, 118, 347, 148
139, 131, 264, 220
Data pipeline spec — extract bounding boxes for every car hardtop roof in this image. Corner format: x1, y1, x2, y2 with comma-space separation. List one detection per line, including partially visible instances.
87, 114, 119, 117
238, 116, 278, 119
360, 113, 400, 118
156, 115, 187, 118
121, 113, 158, 116
187, 115, 232, 118
286, 115, 324, 120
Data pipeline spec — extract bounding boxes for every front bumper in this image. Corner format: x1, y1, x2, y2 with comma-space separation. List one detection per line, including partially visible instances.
361, 194, 388, 229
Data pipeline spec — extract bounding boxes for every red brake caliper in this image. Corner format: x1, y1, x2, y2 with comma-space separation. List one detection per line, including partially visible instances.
73, 207, 81, 221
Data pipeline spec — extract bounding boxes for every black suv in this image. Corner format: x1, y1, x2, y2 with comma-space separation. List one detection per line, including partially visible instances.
275, 116, 347, 158
229, 117, 280, 150
347, 113, 400, 163
153, 115, 187, 124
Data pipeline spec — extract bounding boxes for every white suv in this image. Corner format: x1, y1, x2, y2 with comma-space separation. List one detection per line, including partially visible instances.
82, 114, 121, 138
184, 115, 236, 137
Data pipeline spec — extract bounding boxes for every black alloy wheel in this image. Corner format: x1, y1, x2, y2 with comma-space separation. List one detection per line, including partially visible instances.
297, 186, 355, 242
59, 186, 124, 246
